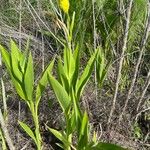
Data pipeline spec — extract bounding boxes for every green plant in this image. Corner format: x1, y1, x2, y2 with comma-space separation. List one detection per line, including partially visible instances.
47, 6, 126, 149
48, 46, 98, 149
133, 123, 142, 139
96, 47, 110, 88
0, 40, 55, 150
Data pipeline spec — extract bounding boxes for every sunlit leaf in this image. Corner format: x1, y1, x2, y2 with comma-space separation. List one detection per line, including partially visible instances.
36, 58, 55, 104
10, 40, 22, 82
19, 121, 37, 145
11, 77, 26, 100
92, 142, 127, 150
48, 74, 71, 112
78, 111, 89, 149
72, 44, 80, 90
47, 127, 71, 149
0, 45, 11, 70
63, 47, 75, 79
76, 50, 98, 100
57, 57, 69, 93
24, 52, 34, 101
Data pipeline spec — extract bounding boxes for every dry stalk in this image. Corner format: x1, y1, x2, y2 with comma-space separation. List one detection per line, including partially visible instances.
25, 0, 64, 46
0, 109, 15, 150
107, 0, 133, 125
18, 0, 22, 144
0, 26, 42, 49
135, 107, 150, 121
119, 1, 150, 122
92, 0, 98, 102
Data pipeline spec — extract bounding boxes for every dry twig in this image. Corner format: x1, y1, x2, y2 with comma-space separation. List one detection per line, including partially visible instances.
0, 109, 15, 150
108, 0, 133, 125
119, 1, 150, 122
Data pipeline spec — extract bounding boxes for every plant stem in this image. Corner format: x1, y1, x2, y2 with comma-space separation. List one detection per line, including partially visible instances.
30, 102, 42, 150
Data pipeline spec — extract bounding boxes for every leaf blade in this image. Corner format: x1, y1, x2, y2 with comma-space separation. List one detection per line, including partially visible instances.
36, 58, 55, 103
48, 74, 71, 112
24, 52, 34, 101
19, 121, 37, 145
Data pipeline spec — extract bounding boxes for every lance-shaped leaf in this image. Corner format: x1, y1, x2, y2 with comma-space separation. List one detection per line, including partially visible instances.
57, 57, 70, 93
76, 50, 98, 100
0, 44, 26, 100
78, 111, 89, 149
23, 52, 34, 101
11, 76, 26, 100
19, 121, 37, 145
71, 44, 80, 90
68, 49, 75, 79
71, 88, 82, 127
96, 47, 109, 88
0, 45, 11, 70
36, 58, 55, 103
47, 128, 66, 144
10, 40, 22, 82
63, 47, 75, 79
92, 142, 127, 150
47, 127, 71, 149
18, 53, 26, 74
48, 74, 71, 112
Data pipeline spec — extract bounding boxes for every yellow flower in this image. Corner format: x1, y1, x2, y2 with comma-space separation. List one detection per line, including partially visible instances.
59, 0, 70, 14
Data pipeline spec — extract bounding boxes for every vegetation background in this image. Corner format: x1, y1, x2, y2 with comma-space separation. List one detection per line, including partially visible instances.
0, 0, 150, 149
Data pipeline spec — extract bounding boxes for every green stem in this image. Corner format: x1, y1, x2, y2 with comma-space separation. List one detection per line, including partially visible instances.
30, 102, 42, 150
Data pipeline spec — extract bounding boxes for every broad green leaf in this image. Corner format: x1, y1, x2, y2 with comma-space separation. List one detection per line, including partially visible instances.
11, 76, 26, 100
96, 48, 108, 87
68, 49, 75, 79
0, 45, 11, 70
47, 128, 64, 142
63, 47, 75, 79
36, 58, 55, 103
10, 40, 21, 58
57, 57, 69, 93
18, 121, 37, 145
72, 89, 82, 127
0, 43, 26, 100
92, 142, 127, 150
10, 40, 22, 82
78, 111, 89, 148
47, 127, 71, 149
79, 112, 88, 139
48, 74, 71, 112
24, 52, 34, 101
72, 44, 80, 90
18, 53, 26, 74
76, 50, 98, 100
57, 57, 64, 84
67, 111, 76, 134
18, 38, 30, 74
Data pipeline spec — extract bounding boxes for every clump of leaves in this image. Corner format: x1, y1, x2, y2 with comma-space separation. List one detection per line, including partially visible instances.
0, 40, 55, 150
